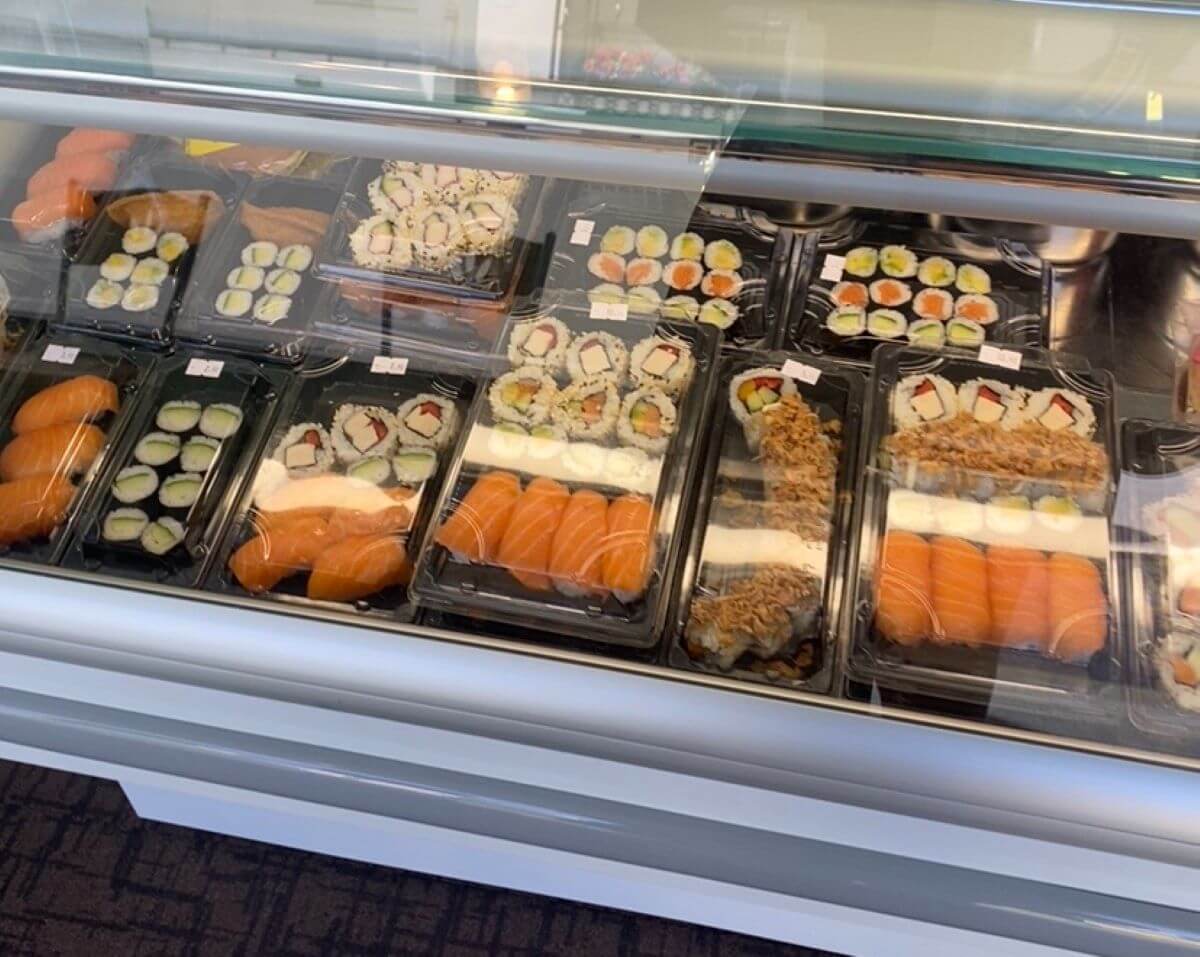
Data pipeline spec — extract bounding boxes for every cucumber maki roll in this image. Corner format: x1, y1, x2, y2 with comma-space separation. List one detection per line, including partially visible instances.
917, 257, 956, 288
396, 393, 459, 450
131, 257, 169, 286
660, 295, 700, 322
160, 472, 203, 509
122, 227, 157, 255
600, 225, 636, 256
215, 289, 253, 318
180, 436, 219, 473
630, 336, 694, 395
956, 263, 992, 294
102, 508, 148, 543
508, 317, 570, 371
242, 241, 279, 268
699, 298, 738, 330
347, 455, 392, 485
265, 269, 301, 297
825, 306, 866, 337
627, 285, 662, 316
879, 245, 918, 278
156, 232, 189, 264
945, 317, 986, 347
393, 446, 438, 484
350, 214, 414, 271
867, 309, 907, 339
112, 464, 158, 503
200, 403, 243, 439
227, 266, 265, 292
489, 368, 557, 428
121, 284, 160, 313
844, 246, 878, 277
86, 279, 123, 311
141, 516, 184, 556
253, 294, 292, 325
273, 423, 332, 476
488, 422, 527, 460
669, 232, 704, 261
703, 239, 742, 271
331, 405, 399, 463
565, 331, 628, 383
157, 400, 202, 433
636, 225, 669, 259
618, 387, 677, 454
134, 431, 180, 467
587, 283, 626, 306
906, 318, 946, 348
100, 253, 136, 282
277, 244, 313, 272
551, 376, 620, 441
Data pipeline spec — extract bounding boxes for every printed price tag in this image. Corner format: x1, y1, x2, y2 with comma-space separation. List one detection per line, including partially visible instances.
41, 344, 80, 365
589, 301, 627, 321
570, 218, 596, 246
185, 358, 224, 378
370, 355, 409, 375
978, 344, 1022, 371
819, 254, 846, 282
781, 358, 822, 385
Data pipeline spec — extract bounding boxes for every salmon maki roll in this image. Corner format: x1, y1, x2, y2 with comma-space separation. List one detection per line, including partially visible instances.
326, 502, 412, 543
307, 533, 411, 602
434, 470, 521, 563
11, 185, 97, 243
1047, 553, 1108, 662
548, 489, 609, 596
875, 531, 932, 645
228, 513, 330, 593
986, 546, 1048, 649
13, 375, 119, 435
26, 152, 119, 200
0, 474, 76, 545
0, 422, 105, 481
55, 128, 136, 159
496, 477, 570, 591
931, 536, 990, 646
601, 494, 654, 602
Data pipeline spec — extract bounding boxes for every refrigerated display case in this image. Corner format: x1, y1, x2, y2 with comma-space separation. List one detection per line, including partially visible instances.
0, 3, 1199, 955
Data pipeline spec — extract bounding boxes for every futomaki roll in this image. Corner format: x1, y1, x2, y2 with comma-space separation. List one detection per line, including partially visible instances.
958, 378, 1027, 428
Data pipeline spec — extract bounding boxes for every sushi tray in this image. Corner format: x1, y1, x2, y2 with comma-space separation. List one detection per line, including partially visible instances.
61, 350, 287, 588
845, 342, 1122, 716
315, 158, 549, 306
206, 351, 476, 623
176, 176, 340, 363
62, 159, 242, 347
1116, 419, 1200, 749
670, 349, 864, 691
411, 315, 720, 648
0, 242, 63, 324
542, 190, 799, 350
788, 221, 1050, 365
0, 329, 153, 567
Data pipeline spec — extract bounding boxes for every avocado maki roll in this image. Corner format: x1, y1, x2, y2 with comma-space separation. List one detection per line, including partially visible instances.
703, 239, 742, 271
844, 246, 878, 277
917, 256, 956, 287
879, 245, 918, 278
956, 263, 992, 294
669, 232, 705, 261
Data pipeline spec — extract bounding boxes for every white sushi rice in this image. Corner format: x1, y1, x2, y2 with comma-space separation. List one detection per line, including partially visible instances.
526, 424, 566, 462
242, 241, 278, 268
112, 465, 158, 503
272, 422, 332, 476
396, 393, 459, 449
488, 423, 527, 460
157, 400, 202, 433
141, 517, 184, 556
630, 336, 694, 395
565, 331, 628, 383
331, 404, 399, 463
618, 387, 677, 454
100, 253, 136, 282
216, 289, 253, 318
134, 431, 180, 467
160, 472, 204, 509
562, 441, 607, 479
200, 403, 243, 439
102, 508, 148, 543
508, 317, 571, 371
121, 284, 159, 313
180, 436, 219, 473
122, 227, 157, 255
892, 374, 958, 428
550, 376, 619, 441
489, 367, 557, 428
86, 279, 122, 310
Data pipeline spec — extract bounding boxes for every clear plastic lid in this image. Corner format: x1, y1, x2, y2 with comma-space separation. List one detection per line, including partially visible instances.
0, 329, 152, 566
847, 343, 1120, 718
0, 243, 61, 324
411, 314, 719, 647
176, 176, 340, 363
61, 158, 241, 346
61, 350, 287, 588
789, 220, 1050, 365
670, 350, 864, 690
205, 351, 476, 623
539, 187, 798, 351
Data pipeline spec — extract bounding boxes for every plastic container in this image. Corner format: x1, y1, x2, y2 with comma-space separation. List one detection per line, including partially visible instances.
61, 351, 287, 587
1117, 419, 1200, 750
411, 315, 720, 648
845, 343, 1120, 717
669, 349, 864, 691
62, 159, 242, 346
0, 243, 62, 324
176, 176, 340, 363
315, 158, 548, 305
542, 190, 799, 350
0, 329, 153, 566
205, 351, 477, 623
788, 221, 1051, 365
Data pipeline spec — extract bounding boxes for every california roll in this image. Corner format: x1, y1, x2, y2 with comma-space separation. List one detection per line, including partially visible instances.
630, 336, 694, 395
396, 393, 459, 449
489, 367, 556, 427
551, 376, 620, 441
331, 404, 399, 463
508, 317, 570, 371
566, 331, 628, 383
618, 387, 677, 454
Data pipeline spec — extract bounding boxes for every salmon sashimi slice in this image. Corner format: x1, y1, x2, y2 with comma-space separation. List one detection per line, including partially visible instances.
0, 474, 75, 545
1047, 553, 1108, 662
307, 533, 411, 602
931, 536, 990, 646
986, 546, 1048, 649
548, 488, 609, 596
326, 503, 412, 543
875, 530, 932, 645
496, 476, 570, 591
13, 375, 119, 435
228, 513, 330, 593
55, 128, 136, 159
0, 422, 105, 481
601, 494, 654, 602
27, 152, 119, 200
11, 185, 97, 243
434, 470, 521, 563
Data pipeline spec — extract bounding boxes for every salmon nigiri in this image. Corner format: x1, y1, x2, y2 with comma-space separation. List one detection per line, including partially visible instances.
26, 152, 118, 200
496, 477, 570, 591
0, 474, 75, 545
12, 375, 118, 435
0, 422, 105, 481
548, 488, 609, 597
986, 545, 1048, 649
307, 533, 411, 602
931, 536, 989, 646
434, 470, 521, 563
326, 499, 412, 543
1047, 553, 1108, 662
11, 185, 96, 243
228, 513, 330, 593
601, 494, 654, 602
875, 530, 932, 645
55, 128, 136, 159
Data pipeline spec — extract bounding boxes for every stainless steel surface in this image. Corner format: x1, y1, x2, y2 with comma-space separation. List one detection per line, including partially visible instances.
927, 214, 1118, 264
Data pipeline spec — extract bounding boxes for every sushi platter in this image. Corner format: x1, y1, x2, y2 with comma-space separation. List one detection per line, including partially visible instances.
206, 351, 475, 622
789, 222, 1049, 365
670, 349, 864, 690
0, 329, 152, 566
316, 158, 548, 305
544, 190, 798, 350
62, 159, 241, 347
847, 343, 1121, 714
412, 316, 719, 647
176, 176, 339, 363
61, 351, 286, 587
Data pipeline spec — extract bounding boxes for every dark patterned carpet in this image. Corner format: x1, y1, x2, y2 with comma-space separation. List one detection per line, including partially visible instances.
0, 760, 837, 956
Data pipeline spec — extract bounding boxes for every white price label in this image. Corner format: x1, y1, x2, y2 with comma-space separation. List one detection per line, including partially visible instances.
185, 358, 224, 378
370, 355, 409, 375
820, 254, 846, 282
978, 344, 1022, 371
589, 301, 627, 321
41, 344, 80, 365
570, 219, 596, 246
781, 358, 822, 385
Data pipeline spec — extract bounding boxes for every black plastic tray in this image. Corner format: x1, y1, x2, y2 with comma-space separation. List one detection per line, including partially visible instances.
0, 329, 153, 566
176, 176, 339, 363
788, 221, 1050, 365
61, 350, 287, 587
0, 242, 63, 324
